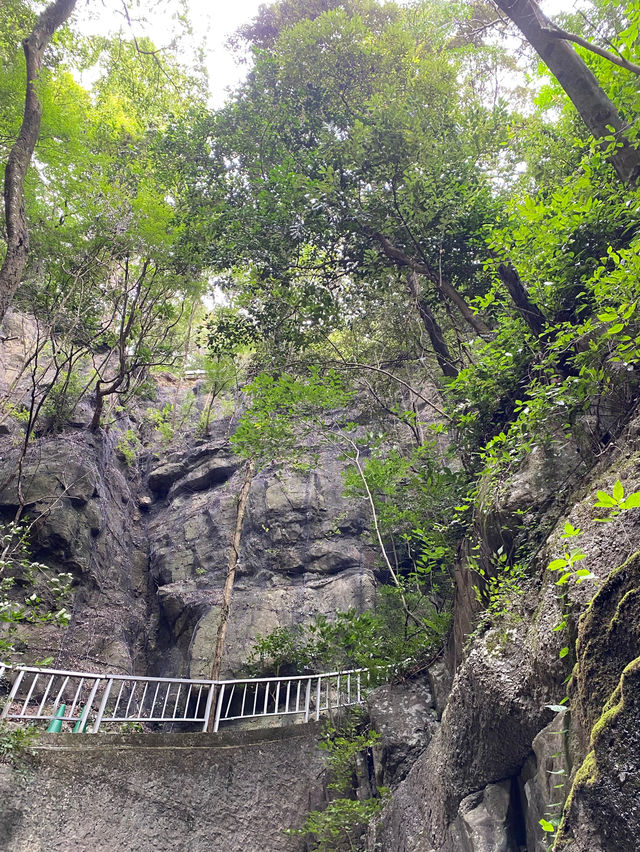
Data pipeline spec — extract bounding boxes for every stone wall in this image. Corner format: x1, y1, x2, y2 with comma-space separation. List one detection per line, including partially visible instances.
0, 726, 326, 852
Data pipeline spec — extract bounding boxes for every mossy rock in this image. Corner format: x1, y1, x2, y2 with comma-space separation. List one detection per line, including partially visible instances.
570, 549, 640, 752
556, 657, 640, 851
555, 549, 640, 850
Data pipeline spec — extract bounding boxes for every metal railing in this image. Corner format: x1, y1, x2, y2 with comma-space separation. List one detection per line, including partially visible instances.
0, 663, 365, 734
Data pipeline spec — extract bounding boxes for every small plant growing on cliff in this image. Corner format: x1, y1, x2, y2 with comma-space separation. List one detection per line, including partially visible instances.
0, 723, 38, 778
473, 549, 526, 635
593, 479, 640, 518
546, 523, 591, 587
115, 429, 140, 467
286, 712, 388, 851
145, 403, 175, 445
0, 522, 72, 662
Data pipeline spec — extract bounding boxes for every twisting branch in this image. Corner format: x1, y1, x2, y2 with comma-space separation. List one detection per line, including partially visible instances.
0, 0, 78, 325
369, 231, 492, 338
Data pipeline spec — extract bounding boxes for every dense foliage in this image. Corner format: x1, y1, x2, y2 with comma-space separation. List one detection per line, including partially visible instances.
1, 0, 639, 736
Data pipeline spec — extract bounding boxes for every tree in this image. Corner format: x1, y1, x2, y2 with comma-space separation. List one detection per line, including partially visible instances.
0, 0, 77, 324
493, 0, 640, 185
180, 1, 511, 381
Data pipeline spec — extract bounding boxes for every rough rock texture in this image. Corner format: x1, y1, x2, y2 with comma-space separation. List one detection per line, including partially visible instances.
145, 442, 377, 677
449, 781, 521, 852
0, 726, 326, 851
0, 407, 376, 678
367, 680, 438, 787
519, 712, 570, 852
0, 435, 150, 674
554, 549, 640, 851
368, 411, 640, 852
569, 550, 640, 754
556, 657, 640, 852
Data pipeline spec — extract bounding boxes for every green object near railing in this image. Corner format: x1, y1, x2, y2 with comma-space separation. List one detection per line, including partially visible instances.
73, 709, 88, 733
46, 704, 66, 733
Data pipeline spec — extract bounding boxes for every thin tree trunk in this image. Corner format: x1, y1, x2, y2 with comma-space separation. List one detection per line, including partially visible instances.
0, 0, 78, 325
494, 0, 640, 185
371, 232, 492, 337
497, 262, 547, 336
342, 435, 423, 630
406, 271, 458, 378
207, 457, 256, 730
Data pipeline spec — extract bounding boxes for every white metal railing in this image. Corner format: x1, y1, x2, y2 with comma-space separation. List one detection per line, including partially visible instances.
0, 663, 365, 734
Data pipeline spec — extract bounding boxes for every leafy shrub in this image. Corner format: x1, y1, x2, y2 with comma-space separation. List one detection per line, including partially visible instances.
0, 522, 72, 662
287, 711, 388, 851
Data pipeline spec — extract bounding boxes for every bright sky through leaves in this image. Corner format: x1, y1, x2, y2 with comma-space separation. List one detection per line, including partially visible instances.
75, 0, 569, 107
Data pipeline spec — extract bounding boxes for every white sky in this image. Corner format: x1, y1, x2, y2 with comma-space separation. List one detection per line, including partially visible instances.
76, 0, 275, 106
74, 0, 572, 107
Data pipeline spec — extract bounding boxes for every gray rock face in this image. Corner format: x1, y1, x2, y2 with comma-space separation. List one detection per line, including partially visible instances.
143, 445, 377, 677
369, 410, 640, 852
367, 680, 438, 787
0, 436, 150, 674
519, 711, 570, 852
451, 781, 518, 852
0, 418, 376, 679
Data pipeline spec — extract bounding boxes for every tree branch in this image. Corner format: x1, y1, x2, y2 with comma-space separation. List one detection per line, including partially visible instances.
370, 231, 492, 338
542, 25, 640, 77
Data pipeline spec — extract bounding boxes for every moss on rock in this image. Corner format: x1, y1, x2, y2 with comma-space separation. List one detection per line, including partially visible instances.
556, 657, 640, 851
569, 549, 640, 753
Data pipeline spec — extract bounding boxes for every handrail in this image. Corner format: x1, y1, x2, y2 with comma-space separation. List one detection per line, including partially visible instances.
0, 663, 367, 734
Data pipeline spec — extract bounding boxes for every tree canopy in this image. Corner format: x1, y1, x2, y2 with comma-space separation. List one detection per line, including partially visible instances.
0, 0, 639, 669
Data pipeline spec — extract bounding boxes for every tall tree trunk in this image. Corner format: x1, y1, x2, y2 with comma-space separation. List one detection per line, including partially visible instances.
0, 0, 77, 325
371, 232, 492, 338
497, 262, 547, 336
207, 457, 256, 731
494, 0, 640, 185
406, 271, 458, 378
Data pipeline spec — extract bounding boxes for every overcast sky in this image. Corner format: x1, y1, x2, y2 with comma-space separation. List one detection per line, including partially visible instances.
76, 0, 572, 107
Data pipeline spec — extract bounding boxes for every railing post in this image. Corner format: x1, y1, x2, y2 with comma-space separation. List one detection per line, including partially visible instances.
1, 669, 25, 719
202, 684, 216, 733
315, 676, 322, 722
91, 678, 113, 733
213, 683, 225, 733
76, 677, 102, 733
303, 677, 311, 722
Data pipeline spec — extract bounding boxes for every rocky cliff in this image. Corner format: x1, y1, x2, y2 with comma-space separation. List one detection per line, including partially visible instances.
1, 307, 640, 851
0, 312, 377, 679
365, 410, 640, 852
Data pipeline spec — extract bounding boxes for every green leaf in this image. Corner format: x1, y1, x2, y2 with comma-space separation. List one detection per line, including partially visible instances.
620, 492, 640, 510
547, 559, 567, 571
612, 480, 624, 502
594, 491, 617, 507
568, 551, 586, 564
561, 522, 580, 538
539, 818, 555, 833
559, 646, 569, 658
